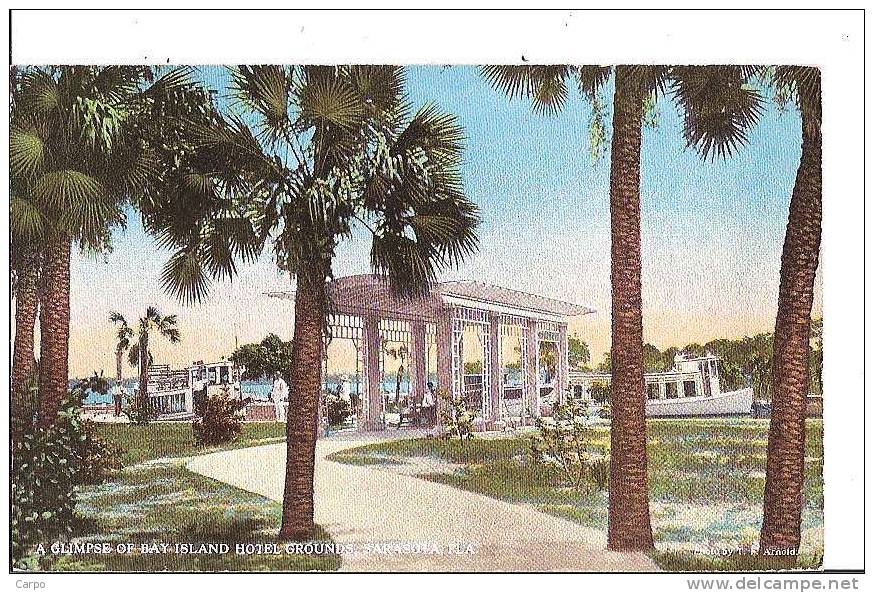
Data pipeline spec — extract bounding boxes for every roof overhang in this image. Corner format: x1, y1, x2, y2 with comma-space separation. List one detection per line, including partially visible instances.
265, 274, 595, 323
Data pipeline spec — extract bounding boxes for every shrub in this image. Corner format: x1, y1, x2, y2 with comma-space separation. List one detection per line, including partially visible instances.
12, 396, 81, 567
325, 392, 352, 426
77, 419, 124, 485
589, 381, 611, 404
438, 389, 475, 442
123, 390, 157, 425
192, 388, 244, 446
529, 399, 608, 493
589, 447, 610, 491
11, 376, 126, 568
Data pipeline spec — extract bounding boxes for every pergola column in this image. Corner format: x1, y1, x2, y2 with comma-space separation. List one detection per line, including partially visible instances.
524, 318, 540, 421
411, 320, 427, 407
487, 314, 502, 427
361, 314, 384, 431
557, 323, 569, 405
435, 307, 453, 426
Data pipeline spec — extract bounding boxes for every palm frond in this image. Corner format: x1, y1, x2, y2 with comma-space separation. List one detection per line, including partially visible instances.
672, 66, 765, 161
576, 66, 612, 100
142, 66, 199, 99
10, 126, 47, 179
18, 69, 60, 117
346, 65, 405, 119
161, 326, 182, 344
10, 196, 46, 242
364, 103, 480, 297
160, 248, 213, 304
481, 65, 572, 116
298, 71, 366, 131
127, 343, 153, 369
231, 65, 291, 142
773, 65, 821, 132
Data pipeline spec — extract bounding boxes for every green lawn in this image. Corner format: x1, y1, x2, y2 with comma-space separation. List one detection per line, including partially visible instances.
95, 421, 288, 465
35, 421, 339, 572
330, 418, 823, 571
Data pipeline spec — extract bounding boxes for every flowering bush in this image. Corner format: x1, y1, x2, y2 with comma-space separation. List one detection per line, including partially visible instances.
439, 389, 475, 442
78, 418, 124, 485
10, 377, 123, 568
192, 388, 244, 446
529, 399, 609, 493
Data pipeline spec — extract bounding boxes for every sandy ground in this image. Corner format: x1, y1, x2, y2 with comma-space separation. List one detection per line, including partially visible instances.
186, 431, 659, 572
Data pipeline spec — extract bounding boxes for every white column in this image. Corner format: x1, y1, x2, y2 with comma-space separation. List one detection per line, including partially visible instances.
411, 320, 427, 407
435, 308, 453, 427
524, 319, 540, 421
557, 323, 569, 405
488, 314, 502, 427
659, 380, 667, 400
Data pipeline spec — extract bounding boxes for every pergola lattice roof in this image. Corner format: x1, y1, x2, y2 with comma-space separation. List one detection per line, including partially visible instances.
266, 274, 594, 321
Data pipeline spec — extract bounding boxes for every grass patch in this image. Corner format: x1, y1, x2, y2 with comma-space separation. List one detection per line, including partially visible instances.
651, 550, 823, 572
37, 463, 339, 572
332, 418, 824, 571
95, 422, 287, 466
25, 421, 338, 572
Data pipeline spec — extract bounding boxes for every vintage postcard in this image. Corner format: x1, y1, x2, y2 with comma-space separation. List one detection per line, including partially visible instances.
5, 8, 866, 585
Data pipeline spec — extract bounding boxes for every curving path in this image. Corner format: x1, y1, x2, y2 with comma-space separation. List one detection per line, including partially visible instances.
186, 431, 658, 572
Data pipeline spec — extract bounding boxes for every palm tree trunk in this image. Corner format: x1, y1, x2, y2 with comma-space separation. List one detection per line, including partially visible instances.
12, 248, 39, 398
139, 333, 150, 416
759, 80, 822, 564
116, 349, 124, 386
36, 232, 71, 429
606, 66, 654, 551
279, 274, 326, 541
115, 349, 124, 416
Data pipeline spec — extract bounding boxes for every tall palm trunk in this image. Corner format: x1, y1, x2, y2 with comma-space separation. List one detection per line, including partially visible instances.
12, 248, 39, 397
36, 232, 71, 428
606, 66, 654, 551
279, 274, 326, 541
12, 247, 40, 440
139, 332, 150, 415
115, 349, 124, 386
760, 77, 822, 563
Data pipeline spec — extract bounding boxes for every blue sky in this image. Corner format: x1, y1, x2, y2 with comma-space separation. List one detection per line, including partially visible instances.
66, 65, 820, 376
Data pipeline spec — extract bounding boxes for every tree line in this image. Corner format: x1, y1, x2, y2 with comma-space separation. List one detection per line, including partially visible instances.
571, 317, 823, 399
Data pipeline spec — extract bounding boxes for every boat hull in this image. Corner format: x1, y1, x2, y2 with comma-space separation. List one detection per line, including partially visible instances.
644, 387, 753, 417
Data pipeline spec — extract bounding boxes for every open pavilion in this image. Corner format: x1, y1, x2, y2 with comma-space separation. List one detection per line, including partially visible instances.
268, 274, 593, 431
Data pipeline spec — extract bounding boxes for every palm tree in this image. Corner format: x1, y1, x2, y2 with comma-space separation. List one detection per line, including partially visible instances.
482, 64, 763, 550
125, 307, 181, 417
759, 67, 822, 564
148, 66, 480, 540
10, 67, 44, 419
109, 311, 134, 412
9, 66, 209, 428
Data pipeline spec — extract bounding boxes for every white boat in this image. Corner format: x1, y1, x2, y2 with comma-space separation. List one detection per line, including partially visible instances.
569, 353, 754, 418
145, 360, 242, 419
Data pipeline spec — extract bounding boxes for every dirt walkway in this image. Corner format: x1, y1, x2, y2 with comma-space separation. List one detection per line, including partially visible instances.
186, 431, 658, 572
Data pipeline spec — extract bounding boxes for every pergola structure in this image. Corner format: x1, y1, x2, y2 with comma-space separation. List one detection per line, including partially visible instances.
267, 274, 593, 431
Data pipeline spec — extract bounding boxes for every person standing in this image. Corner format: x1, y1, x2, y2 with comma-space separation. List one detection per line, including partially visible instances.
112, 383, 124, 417
271, 371, 289, 422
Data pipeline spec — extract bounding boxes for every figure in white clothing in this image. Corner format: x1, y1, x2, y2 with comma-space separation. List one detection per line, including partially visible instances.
422, 381, 437, 426
271, 371, 289, 421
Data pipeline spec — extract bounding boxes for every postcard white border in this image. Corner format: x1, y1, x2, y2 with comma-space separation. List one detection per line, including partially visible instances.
3, 6, 865, 586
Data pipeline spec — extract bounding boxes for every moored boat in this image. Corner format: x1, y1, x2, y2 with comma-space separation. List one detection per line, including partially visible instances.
569, 353, 754, 417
